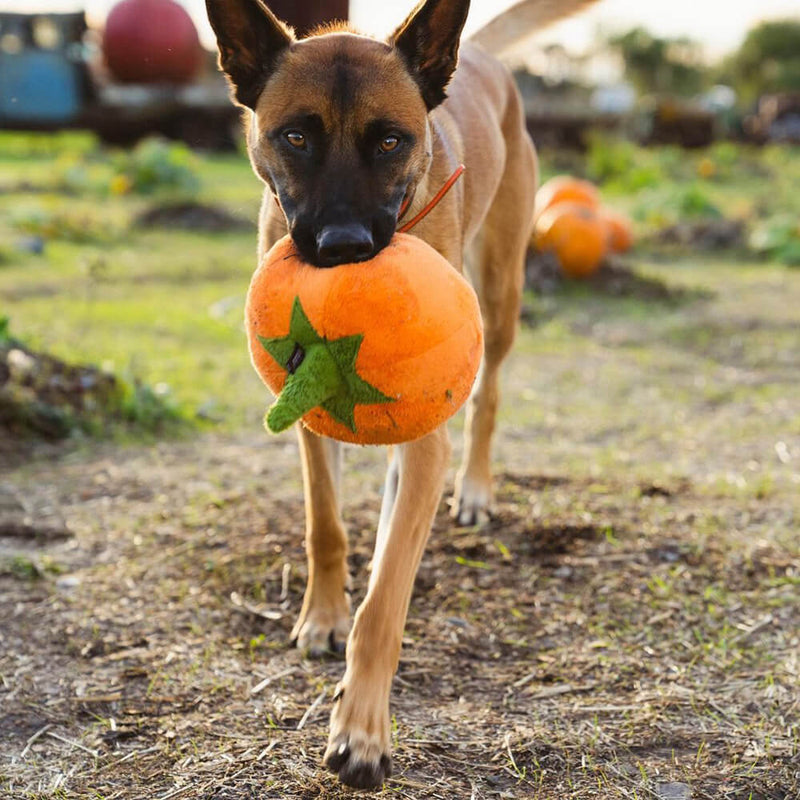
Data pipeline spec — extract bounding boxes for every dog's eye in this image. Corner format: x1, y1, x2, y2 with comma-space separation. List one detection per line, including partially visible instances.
285, 131, 306, 149
379, 135, 400, 154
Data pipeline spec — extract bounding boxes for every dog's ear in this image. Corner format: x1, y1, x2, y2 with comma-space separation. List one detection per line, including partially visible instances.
390, 0, 470, 110
206, 0, 294, 109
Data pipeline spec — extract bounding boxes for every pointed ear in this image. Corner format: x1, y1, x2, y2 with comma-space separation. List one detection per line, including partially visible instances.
206, 0, 294, 109
390, 0, 470, 110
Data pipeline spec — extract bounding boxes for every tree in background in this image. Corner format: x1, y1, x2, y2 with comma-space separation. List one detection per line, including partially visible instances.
716, 20, 800, 104
608, 28, 707, 97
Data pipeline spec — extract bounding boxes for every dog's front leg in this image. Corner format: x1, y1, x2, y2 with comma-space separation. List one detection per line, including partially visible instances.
323, 425, 451, 789
291, 426, 351, 655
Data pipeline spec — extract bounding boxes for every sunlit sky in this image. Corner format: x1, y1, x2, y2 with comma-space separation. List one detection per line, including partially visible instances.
2, 0, 799, 59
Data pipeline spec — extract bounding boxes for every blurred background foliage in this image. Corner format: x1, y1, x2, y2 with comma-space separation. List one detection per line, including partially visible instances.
716, 20, 800, 103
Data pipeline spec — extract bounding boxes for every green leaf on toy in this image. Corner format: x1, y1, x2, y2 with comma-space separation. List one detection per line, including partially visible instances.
258, 297, 394, 433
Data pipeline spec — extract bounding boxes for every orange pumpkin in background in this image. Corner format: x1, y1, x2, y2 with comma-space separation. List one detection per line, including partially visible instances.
246, 234, 483, 445
597, 208, 634, 253
533, 201, 608, 279
535, 176, 600, 219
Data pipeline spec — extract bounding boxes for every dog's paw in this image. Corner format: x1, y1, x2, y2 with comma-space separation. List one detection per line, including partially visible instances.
291, 590, 351, 657
324, 686, 392, 790
451, 474, 492, 527
325, 734, 392, 789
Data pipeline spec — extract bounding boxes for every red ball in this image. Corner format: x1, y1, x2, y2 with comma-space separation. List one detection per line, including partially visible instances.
103, 0, 202, 84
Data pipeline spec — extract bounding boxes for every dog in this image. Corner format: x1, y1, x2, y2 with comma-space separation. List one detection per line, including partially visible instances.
206, 0, 597, 788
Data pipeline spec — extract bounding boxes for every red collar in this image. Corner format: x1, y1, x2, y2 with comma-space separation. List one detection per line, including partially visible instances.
397, 164, 466, 233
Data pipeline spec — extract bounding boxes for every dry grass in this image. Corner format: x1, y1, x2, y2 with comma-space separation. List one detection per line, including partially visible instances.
1, 439, 797, 799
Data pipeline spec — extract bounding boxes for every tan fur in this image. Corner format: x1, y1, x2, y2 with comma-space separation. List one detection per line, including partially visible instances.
206, 0, 595, 789
470, 0, 602, 56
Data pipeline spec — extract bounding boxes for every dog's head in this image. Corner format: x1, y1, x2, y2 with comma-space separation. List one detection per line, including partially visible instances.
206, 0, 470, 267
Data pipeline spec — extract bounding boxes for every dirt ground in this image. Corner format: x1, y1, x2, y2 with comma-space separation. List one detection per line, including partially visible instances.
1, 258, 798, 799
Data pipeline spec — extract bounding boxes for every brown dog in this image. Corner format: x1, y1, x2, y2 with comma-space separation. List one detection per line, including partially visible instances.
206, 0, 596, 788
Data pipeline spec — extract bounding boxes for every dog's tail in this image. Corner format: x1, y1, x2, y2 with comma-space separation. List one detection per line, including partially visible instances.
469, 0, 601, 57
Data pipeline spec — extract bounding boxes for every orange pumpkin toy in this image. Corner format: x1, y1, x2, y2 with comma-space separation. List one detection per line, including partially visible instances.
535, 176, 599, 219
246, 234, 483, 445
533, 201, 608, 279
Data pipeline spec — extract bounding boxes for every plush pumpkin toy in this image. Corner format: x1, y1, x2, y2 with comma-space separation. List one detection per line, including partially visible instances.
246, 233, 483, 445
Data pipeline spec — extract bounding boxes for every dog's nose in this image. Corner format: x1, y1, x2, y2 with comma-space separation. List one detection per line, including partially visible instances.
316, 224, 374, 266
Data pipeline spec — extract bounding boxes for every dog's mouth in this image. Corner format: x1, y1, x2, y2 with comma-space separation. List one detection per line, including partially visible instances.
316, 223, 376, 267
290, 220, 396, 268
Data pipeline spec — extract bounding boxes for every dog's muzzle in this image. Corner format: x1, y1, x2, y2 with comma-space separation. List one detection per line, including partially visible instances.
315, 224, 374, 267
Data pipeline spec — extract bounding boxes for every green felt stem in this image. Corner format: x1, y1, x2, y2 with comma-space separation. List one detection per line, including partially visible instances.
264, 345, 344, 433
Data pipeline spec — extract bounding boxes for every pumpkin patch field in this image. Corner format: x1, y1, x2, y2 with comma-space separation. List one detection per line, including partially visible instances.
1, 133, 798, 799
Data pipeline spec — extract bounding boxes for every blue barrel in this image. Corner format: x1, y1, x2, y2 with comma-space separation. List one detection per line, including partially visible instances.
0, 50, 83, 123
0, 12, 88, 126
